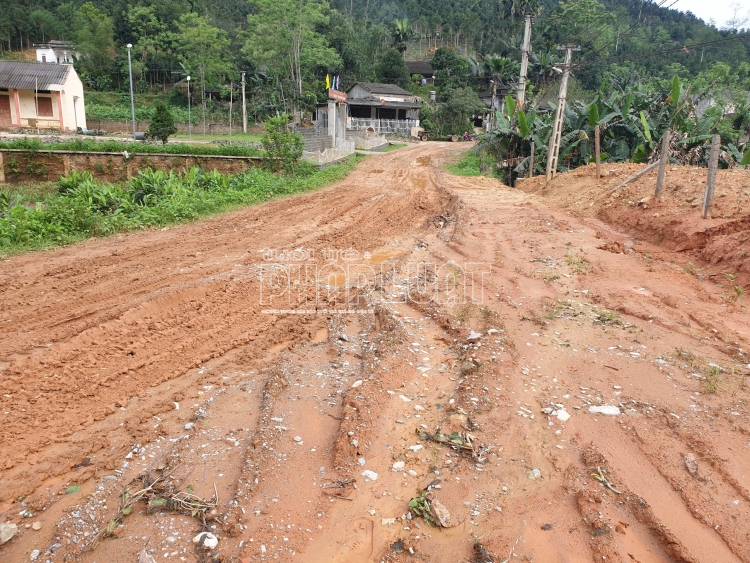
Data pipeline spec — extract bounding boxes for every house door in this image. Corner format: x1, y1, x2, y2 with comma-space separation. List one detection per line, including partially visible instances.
0, 95, 11, 127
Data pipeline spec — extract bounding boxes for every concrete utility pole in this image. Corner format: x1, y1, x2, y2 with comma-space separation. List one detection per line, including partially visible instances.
517, 14, 533, 108
241, 72, 247, 134
545, 44, 580, 183
126, 44, 136, 139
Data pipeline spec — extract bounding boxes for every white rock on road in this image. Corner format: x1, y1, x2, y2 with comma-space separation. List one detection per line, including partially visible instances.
193, 532, 219, 550
588, 405, 621, 416
0, 522, 18, 544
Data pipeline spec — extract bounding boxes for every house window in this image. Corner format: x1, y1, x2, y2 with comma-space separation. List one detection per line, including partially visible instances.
398, 109, 407, 120
350, 106, 371, 118
37, 97, 53, 117
377, 108, 396, 120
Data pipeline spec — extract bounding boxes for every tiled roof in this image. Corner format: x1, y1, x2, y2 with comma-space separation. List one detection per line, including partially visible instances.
405, 61, 434, 76
350, 82, 414, 96
347, 96, 422, 108
0, 61, 73, 91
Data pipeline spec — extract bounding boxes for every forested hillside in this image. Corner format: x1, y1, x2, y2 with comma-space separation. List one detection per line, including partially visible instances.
2, 0, 748, 91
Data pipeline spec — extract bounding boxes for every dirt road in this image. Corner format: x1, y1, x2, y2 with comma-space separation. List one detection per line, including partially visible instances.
1, 143, 748, 563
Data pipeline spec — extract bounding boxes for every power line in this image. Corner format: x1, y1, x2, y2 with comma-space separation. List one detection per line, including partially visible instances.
579, 31, 750, 67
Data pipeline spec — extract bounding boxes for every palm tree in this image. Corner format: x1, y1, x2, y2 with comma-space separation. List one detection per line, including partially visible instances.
392, 18, 411, 54
482, 54, 519, 85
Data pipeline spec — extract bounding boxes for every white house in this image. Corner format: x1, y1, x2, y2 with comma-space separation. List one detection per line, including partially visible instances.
0, 61, 86, 131
33, 41, 80, 64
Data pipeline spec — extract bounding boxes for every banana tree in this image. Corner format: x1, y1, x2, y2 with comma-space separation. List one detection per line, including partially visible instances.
478, 95, 549, 184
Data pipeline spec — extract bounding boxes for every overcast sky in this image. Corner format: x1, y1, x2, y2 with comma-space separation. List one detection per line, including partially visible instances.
674, 0, 748, 28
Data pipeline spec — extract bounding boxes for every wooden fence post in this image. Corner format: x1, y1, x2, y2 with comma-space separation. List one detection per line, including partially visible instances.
594, 125, 601, 179
655, 130, 670, 197
702, 134, 720, 219
529, 141, 535, 178
0, 152, 5, 184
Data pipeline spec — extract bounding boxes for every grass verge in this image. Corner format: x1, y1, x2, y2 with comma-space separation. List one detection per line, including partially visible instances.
0, 138, 262, 157
171, 133, 263, 143
382, 143, 408, 152
0, 156, 362, 256
444, 150, 495, 177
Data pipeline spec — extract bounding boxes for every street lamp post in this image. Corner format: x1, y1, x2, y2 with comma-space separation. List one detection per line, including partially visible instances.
186, 76, 191, 140
126, 43, 136, 139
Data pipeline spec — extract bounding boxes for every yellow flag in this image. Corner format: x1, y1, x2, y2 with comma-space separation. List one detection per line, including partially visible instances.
325, 74, 331, 89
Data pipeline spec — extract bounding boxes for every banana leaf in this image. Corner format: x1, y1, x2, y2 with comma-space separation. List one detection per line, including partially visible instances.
587, 103, 600, 128
640, 111, 652, 146
505, 95, 516, 117
518, 111, 531, 138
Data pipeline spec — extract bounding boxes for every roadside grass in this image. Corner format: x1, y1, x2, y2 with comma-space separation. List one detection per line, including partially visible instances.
0, 138, 262, 157
0, 155, 362, 256
382, 143, 407, 152
2, 181, 58, 203
445, 151, 483, 176
171, 132, 263, 143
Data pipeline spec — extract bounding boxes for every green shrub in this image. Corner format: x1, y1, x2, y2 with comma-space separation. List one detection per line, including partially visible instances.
261, 114, 305, 173
147, 103, 178, 144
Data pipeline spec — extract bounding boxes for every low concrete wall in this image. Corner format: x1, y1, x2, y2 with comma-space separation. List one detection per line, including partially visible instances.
86, 119, 266, 136
0, 149, 263, 184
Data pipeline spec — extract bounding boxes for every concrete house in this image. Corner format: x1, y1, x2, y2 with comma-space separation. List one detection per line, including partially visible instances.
346, 82, 421, 135
33, 40, 81, 64
0, 61, 86, 131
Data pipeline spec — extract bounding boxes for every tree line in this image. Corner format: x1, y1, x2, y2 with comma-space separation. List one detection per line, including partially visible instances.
1, 0, 748, 129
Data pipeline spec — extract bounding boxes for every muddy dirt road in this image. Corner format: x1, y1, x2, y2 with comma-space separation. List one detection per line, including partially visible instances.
1, 143, 748, 563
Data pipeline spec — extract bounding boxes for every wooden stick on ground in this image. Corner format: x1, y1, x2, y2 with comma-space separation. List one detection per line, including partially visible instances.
609, 161, 660, 194
594, 125, 601, 179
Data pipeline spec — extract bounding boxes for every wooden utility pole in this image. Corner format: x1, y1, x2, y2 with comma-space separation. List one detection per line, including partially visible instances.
529, 141, 535, 178
594, 125, 601, 178
241, 72, 247, 134
517, 14, 533, 108
702, 134, 721, 219
654, 130, 671, 197
545, 45, 580, 183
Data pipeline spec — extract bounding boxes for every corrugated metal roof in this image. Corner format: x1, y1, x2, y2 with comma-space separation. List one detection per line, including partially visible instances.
0, 61, 72, 91
350, 82, 413, 97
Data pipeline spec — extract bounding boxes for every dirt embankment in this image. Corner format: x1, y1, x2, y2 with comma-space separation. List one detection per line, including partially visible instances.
518, 163, 750, 286
0, 144, 749, 563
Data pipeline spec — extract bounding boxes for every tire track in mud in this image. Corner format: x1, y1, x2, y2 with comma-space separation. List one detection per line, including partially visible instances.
2, 145, 750, 563
0, 145, 456, 507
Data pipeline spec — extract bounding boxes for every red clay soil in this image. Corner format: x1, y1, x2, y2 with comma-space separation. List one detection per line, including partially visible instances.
518, 162, 750, 288
0, 144, 748, 563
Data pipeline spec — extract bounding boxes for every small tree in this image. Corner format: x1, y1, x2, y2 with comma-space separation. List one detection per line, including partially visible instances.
261, 114, 305, 173
376, 49, 411, 90
148, 103, 177, 144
